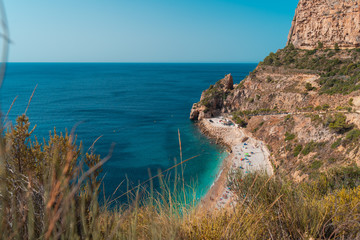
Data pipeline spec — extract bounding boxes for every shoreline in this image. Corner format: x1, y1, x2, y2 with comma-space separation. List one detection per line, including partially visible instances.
197, 116, 273, 210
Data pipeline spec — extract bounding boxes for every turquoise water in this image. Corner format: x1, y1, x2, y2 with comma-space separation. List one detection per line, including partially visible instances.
1, 63, 256, 202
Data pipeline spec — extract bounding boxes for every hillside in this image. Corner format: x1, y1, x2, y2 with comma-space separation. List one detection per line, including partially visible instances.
190, 0, 360, 181
191, 45, 360, 181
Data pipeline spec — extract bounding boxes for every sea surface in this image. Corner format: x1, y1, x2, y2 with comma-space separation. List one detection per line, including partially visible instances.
1, 63, 256, 202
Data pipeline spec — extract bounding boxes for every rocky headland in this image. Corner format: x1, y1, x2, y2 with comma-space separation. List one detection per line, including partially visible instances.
191, 0, 360, 183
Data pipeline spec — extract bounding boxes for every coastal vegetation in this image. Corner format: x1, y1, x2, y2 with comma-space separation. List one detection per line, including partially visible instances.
260, 45, 360, 95
1, 114, 360, 239
201, 84, 225, 109
327, 113, 353, 133
232, 111, 248, 127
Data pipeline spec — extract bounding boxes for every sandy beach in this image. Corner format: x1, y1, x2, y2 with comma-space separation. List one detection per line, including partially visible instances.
198, 116, 273, 210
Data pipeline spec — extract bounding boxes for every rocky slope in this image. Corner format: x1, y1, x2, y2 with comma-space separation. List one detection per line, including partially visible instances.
288, 0, 360, 49
190, 0, 360, 180
190, 47, 360, 180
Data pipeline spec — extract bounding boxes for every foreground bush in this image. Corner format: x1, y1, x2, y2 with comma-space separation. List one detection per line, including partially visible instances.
0, 114, 104, 239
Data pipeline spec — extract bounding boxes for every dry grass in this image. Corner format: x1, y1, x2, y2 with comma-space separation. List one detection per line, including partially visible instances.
0, 114, 359, 239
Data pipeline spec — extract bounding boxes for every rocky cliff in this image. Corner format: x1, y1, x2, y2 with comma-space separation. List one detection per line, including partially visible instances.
191, 47, 360, 180
190, 0, 360, 179
288, 0, 360, 49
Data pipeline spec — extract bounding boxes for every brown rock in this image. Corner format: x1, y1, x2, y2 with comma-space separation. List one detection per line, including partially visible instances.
189, 107, 199, 120
222, 74, 234, 90
189, 74, 234, 120
288, 0, 360, 49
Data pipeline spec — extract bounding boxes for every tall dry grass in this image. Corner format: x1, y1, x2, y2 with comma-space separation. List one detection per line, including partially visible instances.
0, 114, 359, 239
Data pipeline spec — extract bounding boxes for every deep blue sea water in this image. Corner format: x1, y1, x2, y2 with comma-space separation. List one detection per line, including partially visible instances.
1, 63, 256, 202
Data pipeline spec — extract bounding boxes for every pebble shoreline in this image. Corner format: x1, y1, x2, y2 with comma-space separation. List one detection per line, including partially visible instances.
198, 116, 273, 210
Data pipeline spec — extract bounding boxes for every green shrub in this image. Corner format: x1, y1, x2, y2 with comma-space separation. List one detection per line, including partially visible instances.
293, 145, 303, 157
305, 82, 316, 91
285, 132, 296, 141
319, 76, 360, 95
318, 41, 324, 49
331, 138, 342, 149
306, 49, 317, 56
348, 98, 354, 106
335, 106, 352, 112
311, 160, 323, 170
301, 141, 315, 156
262, 52, 281, 66
326, 166, 360, 190
345, 129, 360, 141
287, 43, 295, 50
322, 104, 330, 110
328, 113, 352, 133
232, 113, 248, 127
315, 106, 322, 111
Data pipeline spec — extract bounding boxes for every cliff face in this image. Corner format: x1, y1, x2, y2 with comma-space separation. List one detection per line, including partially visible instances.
288, 0, 360, 49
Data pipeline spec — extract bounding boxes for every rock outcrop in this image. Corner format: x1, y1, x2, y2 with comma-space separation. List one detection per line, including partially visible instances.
288, 0, 360, 49
190, 74, 233, 121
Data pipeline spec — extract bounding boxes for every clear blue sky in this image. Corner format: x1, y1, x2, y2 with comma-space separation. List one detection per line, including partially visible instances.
5, 0, 299, 63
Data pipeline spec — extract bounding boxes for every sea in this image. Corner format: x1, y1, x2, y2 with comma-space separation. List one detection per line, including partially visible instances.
1, 63, 256, 203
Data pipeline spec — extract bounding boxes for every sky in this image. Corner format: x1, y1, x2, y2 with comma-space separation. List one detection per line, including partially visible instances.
5, 0, 299, 63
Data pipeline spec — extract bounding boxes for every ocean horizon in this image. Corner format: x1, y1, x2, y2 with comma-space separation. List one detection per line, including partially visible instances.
1, 63, 256, 202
